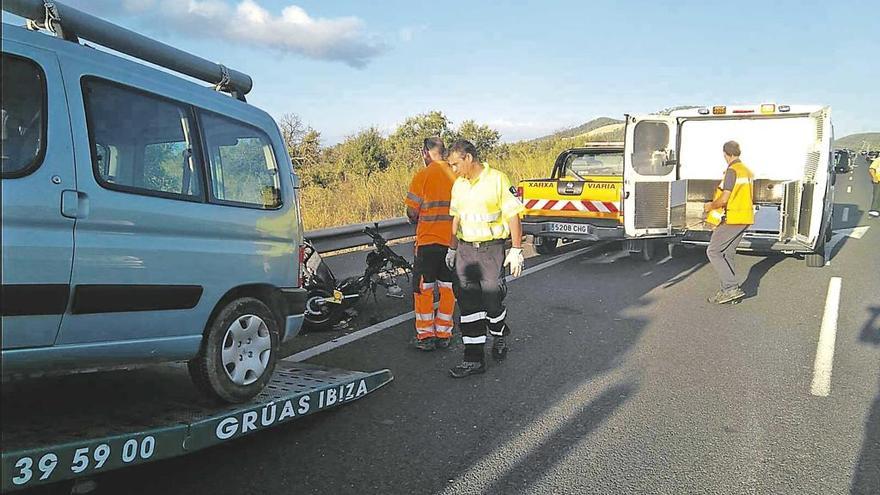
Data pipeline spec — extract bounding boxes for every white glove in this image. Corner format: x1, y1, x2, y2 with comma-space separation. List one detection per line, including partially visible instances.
445, 248, 457, 271
504, 247, 524, 278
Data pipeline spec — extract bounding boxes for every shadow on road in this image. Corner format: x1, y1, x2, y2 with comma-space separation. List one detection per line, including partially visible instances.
484, 380, 638, 494
851, 306, 880, 495
740, 254, 785, 300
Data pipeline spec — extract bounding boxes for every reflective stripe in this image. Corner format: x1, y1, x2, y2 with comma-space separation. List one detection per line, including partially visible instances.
436, 312, 454, 322
415, 312, 434, 321
735, 178, 752, 185
435, 324, 453, 334
421, 214, 453, 222
420, 282, 437, 291
462, 335, 487, 345
437, 281, 454, 289
487, 310, 507, 324
461, 311, 487, 323
489, 328, 504, 336
423, 201, 451, 209
407, 192, 423, 205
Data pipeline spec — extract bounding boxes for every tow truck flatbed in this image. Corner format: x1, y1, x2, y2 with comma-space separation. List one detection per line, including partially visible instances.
1, 362, 392, 491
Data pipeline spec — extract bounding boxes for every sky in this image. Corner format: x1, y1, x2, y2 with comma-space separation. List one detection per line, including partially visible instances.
4, 0, 879, 144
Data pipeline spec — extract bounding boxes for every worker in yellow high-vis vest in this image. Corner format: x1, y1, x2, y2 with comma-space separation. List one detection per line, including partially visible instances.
703, 141, 754, 304
445, 139, 524, 378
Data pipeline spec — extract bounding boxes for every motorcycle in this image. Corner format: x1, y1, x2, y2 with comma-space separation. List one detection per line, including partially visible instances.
302, 223, 413, 331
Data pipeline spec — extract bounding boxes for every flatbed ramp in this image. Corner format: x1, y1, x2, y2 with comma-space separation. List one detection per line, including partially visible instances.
1, 362, 392, 491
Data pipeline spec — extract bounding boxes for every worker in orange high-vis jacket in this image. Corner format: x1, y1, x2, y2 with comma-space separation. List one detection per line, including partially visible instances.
405, 137, 457, 351
703, 140, 754, 304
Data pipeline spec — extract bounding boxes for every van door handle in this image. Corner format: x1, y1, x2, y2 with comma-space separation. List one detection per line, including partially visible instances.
61, 190, 90, 219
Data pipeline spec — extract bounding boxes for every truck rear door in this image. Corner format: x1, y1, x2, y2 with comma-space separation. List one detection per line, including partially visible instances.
623, 115, 678, 237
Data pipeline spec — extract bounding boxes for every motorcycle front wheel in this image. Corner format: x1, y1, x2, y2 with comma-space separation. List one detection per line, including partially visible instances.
303, 288, 338, 332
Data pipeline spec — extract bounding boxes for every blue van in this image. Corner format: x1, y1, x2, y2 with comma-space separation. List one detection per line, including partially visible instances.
1, 4, 306, 403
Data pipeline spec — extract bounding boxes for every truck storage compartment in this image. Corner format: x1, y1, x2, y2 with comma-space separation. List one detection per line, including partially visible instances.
670, 179, 795, 235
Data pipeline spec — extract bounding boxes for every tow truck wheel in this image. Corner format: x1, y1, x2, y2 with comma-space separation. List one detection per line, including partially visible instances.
189, 297, 279, 404
535, 237, 559, 255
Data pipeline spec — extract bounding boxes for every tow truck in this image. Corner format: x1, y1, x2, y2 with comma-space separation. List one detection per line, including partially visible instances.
517, 142, 654, 259
2, 362, 392, 492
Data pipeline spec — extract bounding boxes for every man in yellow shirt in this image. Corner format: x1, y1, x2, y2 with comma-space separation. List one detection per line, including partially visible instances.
703, 141, 754, 304
445, 139, 524, 378
869, 156, 880, 218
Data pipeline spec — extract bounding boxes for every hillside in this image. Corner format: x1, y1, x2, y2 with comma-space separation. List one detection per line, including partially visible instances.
834, 132, 880, 150
535, 117, 623, 142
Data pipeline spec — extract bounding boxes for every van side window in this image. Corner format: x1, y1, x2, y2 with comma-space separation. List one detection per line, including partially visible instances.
82, 79, 204, 200
1, 55, 46, 178
633, 122, 672, 176
200, 112, 282, 209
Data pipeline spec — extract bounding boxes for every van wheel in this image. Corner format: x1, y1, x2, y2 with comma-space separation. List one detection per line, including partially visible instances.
189, 297, 278, 403
806, 253, 826, 268
535, 237, 559, 255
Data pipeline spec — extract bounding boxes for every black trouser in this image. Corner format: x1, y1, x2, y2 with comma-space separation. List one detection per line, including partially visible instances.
454, 240, 509, 363
412, 244, 454, 292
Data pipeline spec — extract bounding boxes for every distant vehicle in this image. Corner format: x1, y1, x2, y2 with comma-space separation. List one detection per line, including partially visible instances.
622, 104, 835, 268
867, 150, 880, 161
2, 1, 307, 403
834, 149, 853, 173
517, 142, 628, 255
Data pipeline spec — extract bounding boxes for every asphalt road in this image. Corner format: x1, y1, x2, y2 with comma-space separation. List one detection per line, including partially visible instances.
17, 157, 880, 494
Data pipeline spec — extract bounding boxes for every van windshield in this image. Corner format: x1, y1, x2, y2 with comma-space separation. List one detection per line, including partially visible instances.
562, 151, 623, 178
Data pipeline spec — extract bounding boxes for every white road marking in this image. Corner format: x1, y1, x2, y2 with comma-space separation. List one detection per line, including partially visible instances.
842, 208, 849, 222
287, 242, 608, 362
849, 176, 853, 181
846, 186, 852, 193
810, 277, 842, 397
641, 271, 653, 277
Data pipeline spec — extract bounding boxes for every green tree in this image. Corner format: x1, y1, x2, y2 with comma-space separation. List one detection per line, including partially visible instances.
386, 111, 451, 168
451, 120, 501, 159
336, 127, 389, 178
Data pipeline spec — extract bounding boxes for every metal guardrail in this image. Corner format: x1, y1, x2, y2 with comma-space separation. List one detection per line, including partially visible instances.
305, 217, 414, 253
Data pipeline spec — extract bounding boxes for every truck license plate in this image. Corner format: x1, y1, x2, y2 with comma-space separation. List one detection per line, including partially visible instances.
546, 222, 591, 234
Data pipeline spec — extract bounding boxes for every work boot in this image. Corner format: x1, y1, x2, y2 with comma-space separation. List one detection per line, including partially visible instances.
708, 287, 745, 304
449, 361, 486, 378
414, 337, 436, 351
491, 335, 508, 361
434, 336, 452, 349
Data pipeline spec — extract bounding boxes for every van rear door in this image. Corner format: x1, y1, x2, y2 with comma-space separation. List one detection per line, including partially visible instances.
623, 115, 678, 237
1, 42, 75, 349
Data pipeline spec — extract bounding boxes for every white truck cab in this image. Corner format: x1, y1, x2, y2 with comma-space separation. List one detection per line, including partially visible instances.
622, 104, 834, 267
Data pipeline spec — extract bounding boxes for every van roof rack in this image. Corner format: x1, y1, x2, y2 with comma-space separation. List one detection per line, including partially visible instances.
3, 0, 253, 101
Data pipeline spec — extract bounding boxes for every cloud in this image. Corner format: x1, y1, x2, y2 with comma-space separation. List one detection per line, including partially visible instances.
65, 0, 386, 68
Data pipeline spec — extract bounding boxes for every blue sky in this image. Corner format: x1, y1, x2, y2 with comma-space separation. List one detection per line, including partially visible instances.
4, 0, 879, 144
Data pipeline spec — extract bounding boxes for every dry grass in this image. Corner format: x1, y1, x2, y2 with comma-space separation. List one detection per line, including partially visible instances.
300, 141, 573, 230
